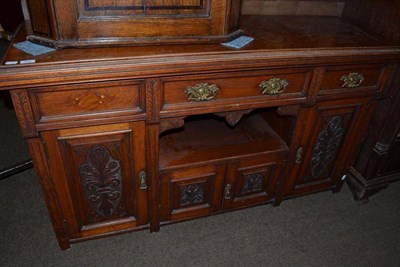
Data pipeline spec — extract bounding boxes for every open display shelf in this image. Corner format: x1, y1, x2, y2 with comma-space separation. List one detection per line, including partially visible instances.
159, 111, 289, 170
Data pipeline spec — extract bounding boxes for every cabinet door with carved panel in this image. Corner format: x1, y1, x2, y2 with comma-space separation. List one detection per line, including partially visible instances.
159, 164, 226, 223
41, 122, 148, 239
282, 98, 374, 197
222, 155, 286, 210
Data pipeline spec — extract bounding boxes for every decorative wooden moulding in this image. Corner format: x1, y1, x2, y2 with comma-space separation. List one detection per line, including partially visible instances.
24, 0, 243, 48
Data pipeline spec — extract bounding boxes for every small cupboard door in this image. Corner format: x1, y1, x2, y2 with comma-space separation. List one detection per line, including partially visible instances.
41, 122, 148, 239
159, 164, 226, 223
222, 155, 286, 210
283, 98, 374, 197
159, 154, 286, 222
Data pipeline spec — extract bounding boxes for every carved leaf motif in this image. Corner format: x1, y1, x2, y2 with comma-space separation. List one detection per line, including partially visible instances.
10, 91, 37, 137
216, 109, 253, 127
159, 117, 185, 134
276, 105, 301, 118
310, 116, 345, 179
241, 173, 264, 194
79, 145, 122, 217
180, 184, 204, 207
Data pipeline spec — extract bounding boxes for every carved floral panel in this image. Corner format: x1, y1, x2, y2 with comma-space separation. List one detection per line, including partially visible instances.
180, 184, 204, 207
241, 173, 264, 194
79, 145, 123, 218
307, 115, 346, 180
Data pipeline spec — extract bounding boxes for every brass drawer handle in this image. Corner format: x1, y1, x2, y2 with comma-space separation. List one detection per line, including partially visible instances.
259, 78, 289, 95
295, 147, 303, 164
185, 83, 219, 102
224, 184, 232, 200
341, 72, 364, 88
139, 171, 148, 190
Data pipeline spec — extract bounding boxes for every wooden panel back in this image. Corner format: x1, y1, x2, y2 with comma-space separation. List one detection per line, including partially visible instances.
342, 0, 400, 44
242, 0, 345, 16
26, 0, 53, 36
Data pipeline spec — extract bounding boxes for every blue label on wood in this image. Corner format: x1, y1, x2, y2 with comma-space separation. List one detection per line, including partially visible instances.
13, 41, 55, 56
222, 36, 254, 49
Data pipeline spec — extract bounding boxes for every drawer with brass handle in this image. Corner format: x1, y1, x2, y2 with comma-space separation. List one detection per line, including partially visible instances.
319, 64, 387, 96
160, 69, 311, 116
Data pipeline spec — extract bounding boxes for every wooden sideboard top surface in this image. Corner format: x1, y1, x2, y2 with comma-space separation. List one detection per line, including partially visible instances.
1, 15, 399, 89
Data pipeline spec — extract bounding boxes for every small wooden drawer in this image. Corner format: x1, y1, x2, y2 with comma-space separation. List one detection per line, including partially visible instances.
30, 80, 145, 126
160, 68, 311, 115
319, 64, 387, 96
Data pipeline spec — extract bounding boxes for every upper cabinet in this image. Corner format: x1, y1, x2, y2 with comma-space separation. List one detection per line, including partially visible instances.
24, 0, 242, 47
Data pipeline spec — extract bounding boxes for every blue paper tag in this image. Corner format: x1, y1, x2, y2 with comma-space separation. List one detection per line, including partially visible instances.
13, 41, 55, 56
222, 36, 254, 49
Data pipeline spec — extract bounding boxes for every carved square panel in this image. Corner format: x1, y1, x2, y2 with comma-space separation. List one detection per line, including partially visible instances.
171, 177, 212, 213
159, 164, 225, 222
178, 182, 207, 208
234, 165, 273, 199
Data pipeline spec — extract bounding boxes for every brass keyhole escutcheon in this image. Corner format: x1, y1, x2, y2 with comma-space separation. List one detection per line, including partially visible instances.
224, 184, 232, 200
139, 171, 148, 190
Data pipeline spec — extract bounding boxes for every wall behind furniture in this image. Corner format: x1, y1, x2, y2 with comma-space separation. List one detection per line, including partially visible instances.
0, 0, 23, 32
342, 0, 400, 44
242, 0, 345, 16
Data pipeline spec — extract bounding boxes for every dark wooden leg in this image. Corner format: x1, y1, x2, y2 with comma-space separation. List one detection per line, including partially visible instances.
332, 179, 345, 194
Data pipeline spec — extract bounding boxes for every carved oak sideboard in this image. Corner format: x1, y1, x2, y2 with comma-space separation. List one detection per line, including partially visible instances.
1, 15, 399, 250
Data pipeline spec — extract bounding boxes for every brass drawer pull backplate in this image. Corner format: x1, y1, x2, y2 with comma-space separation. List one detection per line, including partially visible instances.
185, 83, 219, 102
259, 78, 289, 95
341, 72, 364, 88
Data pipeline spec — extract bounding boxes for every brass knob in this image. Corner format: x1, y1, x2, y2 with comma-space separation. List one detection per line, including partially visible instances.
341, 72, 364, 88
185, 83, 219, 102
259, 78, 289, 95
